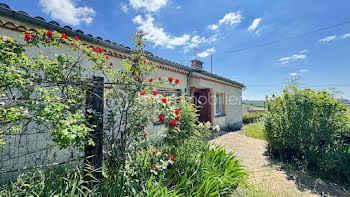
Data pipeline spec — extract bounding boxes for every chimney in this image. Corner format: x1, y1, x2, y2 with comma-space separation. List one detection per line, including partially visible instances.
191, 59, 204, 70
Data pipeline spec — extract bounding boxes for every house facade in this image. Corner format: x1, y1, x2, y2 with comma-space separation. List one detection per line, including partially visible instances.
0, 3, 245, 130
0, 3, 244, 182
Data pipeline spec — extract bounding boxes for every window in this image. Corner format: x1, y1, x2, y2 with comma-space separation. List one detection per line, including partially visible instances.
216, 93, 223, 115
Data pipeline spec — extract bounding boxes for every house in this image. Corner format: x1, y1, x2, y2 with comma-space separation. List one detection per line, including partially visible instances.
0, 3, 245, 182
0, 3, 245, 129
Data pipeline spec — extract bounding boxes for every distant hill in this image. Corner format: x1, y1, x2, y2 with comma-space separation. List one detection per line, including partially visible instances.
242, 100, 265, 108
341, 99, 350, 106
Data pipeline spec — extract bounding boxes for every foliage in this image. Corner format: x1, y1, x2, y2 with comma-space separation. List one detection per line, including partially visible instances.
242, 112, 264, 124
243, 121, 265, 140
265, 80, 350, 182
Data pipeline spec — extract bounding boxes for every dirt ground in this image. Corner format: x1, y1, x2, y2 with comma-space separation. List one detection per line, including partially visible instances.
210, 132, 350, 197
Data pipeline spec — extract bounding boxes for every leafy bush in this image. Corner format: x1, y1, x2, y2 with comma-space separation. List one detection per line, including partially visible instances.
242, 112, 264, 124
243, 121, 265, 140
265, 82, 350, 182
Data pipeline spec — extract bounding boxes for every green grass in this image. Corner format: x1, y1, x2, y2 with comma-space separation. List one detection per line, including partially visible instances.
242, 122, 265, 140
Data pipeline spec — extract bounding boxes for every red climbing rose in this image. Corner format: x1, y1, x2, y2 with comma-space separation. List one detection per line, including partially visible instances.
175, 109, 180, 115
169, 120, 176, 127
162, 98, 167, 103
97, 48, 104, 53
143, 133, 147, 138
153, 152, 156, 156
149, 78, 153, 82
175, 79, 180, 84
153, 91, 157, 96
176, 116, 180, 121
24, 33, 32, 43
74, 36, 80, 41
170, 155, 174, 161
158, 77, 162, 81
158, 115, 164, 123
168, 77, 173, 82
106, 56, 109, 60
91, 46, 97, 52
152, 164, 156, 169
46, 31, 52, 37
133, 76, 137, 80
62, 33, 68, 39
110, 62, 113, 66
140, 91, 146, 96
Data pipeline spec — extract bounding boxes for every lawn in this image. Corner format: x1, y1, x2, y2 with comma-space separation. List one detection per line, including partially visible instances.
242, 122, 265, 140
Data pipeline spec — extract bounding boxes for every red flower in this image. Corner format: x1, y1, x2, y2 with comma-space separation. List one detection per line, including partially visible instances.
170, 102, 174, 105
158, 77, 162, 81
162, 98, 167, 104
168, 77, 173, 82
176, 116, 180, 121
153, 91, 158, 96
91, 46, 97, 52
175, 79, 180, 84
175, 109, 180, 115
152, 164, 156, 169
97, 48, 104, 53
149, 60, 152, 64
24, 33, 32, 43
142, 126, 145, 130
158, 115, 164, 123
62, 33, 68, 39
140, 91, 146, 96
149, 78, 153, 82
46, 31, 52, 38
177, 125, 180, 129
133, 76, 137, 80
74, 36, 80, 41
169, 120, 176, 127
110, 62, 113, 66
106, 56, 109, 60
170, 155, 174, 161
153, 152, 156, 156
143, 133, 147, 138
139, 30, 142, 33
105, 84, 112, 88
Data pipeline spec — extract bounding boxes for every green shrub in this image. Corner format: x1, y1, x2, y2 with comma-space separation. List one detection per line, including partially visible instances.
265, 83, 350, 182
242, 112, 264, 124
243, 121, 265, 140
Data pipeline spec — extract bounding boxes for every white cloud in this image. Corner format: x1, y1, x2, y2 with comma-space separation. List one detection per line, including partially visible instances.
176, 5, 182, 9
198, 47, 216, 58
299, 49, 308, 53
129, 0, 167, 12
208, 24, 219, 30
121, 2, 129, 13
342, 33, 350, 39
183, 35, 217, 53
319, 35, 337, 42
248, 17, 262, 31
133, 15, 190, 48
279, 53, 307, 64
299, 69, 308, 73
208, 11, 242, 30
39, 0, 96, 26
289, 73, 297, 76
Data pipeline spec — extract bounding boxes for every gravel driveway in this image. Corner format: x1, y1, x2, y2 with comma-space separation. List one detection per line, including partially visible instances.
210, 132, 350, 197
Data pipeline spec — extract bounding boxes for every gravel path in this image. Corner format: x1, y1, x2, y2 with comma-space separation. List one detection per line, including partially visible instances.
211, 132, 350, 197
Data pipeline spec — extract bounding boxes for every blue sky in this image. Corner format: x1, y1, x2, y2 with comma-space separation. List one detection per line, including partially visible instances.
4, 0, 350, 100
